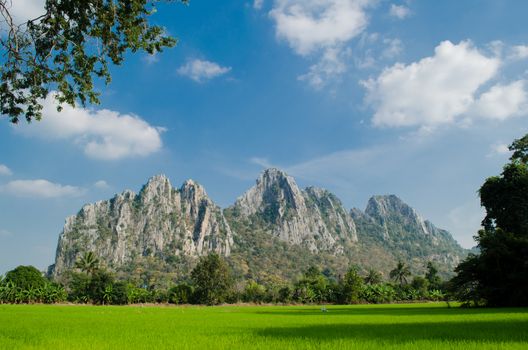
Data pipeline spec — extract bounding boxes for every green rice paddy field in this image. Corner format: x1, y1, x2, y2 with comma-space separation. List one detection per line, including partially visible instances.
1, 303, 527, 349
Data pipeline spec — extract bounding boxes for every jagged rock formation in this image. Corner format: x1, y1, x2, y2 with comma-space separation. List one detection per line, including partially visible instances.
230, 168, 357, 253
50, 175, 233, 278
352, 195, 466, 271
50, 169, 468, 281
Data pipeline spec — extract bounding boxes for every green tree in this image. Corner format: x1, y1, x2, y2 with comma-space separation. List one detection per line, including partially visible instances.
451, 134, 528, 306
364, 269, 383, 285
191, 254, 233, 305
389, 261, 411, 286
74, 252, 100, 275
292, 266, 332, 304
425, 262, 441, 289
87, 269, 115, 304
0, 0, 187, 123
338, 266, 364, 304
4, 265, 47, 290
168, 283, 193, 304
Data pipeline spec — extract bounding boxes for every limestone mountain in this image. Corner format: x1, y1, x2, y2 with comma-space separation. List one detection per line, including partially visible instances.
351, 195, 466, 272
49, 169, 468, 283
50, 175, 233, 278
229, 168, 357, 253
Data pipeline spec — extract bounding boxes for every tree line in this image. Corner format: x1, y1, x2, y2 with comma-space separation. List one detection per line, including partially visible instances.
1, 253, 447, 306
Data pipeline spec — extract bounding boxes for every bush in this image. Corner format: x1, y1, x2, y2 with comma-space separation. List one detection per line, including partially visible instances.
242, 280, 266, 303
168, 283, 193, 304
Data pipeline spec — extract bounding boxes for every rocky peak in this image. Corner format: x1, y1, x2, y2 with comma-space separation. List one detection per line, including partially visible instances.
231, 169, 357, 251
180, 179, 207, 202
234, 168, 305, 217
365, 195, 430, 236
138, 174, 172, 203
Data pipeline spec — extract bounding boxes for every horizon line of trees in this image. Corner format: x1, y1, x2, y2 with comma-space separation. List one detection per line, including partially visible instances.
1, 253, 447, 306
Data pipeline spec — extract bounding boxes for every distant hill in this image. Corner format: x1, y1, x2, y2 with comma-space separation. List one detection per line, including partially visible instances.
49, 169, 468, 284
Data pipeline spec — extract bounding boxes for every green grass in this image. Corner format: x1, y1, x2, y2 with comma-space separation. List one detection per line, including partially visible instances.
1, 303, 527, 349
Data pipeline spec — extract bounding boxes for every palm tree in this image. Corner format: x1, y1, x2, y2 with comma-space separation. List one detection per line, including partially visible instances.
390, 261, 411, 286
364, 269, 382, 285
75, 252, 100, 275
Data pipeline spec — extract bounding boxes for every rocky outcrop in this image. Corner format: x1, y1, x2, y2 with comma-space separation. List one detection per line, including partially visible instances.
50, 175, 233, 278
230, 168, 357, 253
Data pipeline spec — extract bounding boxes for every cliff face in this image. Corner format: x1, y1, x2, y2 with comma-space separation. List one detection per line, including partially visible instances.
230, 168, 357, 253
51, 175, 233, 278
50, 169, 468, 280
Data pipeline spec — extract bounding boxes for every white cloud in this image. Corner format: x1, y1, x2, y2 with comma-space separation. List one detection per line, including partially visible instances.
254, 0, 264, 10
142, 53, 159, 65
177, 59, 231, 82
15, 94, 164, 161
487, 143, 510, 157
94, 180, 110, 189
382, 38, 403, 59
363, 40, 505, 128
0, 164, 12, 176
2, 0, 44, 25
508, 45, 528, 61
270, 0, 372, 55
389, 4, 411, 19
270, 0, 375, 87
0, 179, 85, 198
298, 47, 350, 88
471, 80, 528, 120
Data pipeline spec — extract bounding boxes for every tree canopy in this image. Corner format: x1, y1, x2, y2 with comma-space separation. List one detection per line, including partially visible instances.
191, 254, 233, 305
451, 133, 528, 306
0, 0, 187, 123
4, 265, 47, 290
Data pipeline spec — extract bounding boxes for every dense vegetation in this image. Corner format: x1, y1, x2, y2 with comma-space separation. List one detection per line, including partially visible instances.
450, 134, 528, 307
1, 303, 527, 349
1, 253, 447, 306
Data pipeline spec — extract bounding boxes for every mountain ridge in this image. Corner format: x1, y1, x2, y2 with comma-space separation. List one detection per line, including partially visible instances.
49, 168, 468, 282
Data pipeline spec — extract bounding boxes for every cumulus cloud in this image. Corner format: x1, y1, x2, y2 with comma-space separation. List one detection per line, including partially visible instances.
270, 0, 372, 55
389, 4, 411, 19
94, 180, 110, 189
270, 0, 374, 87
508, 45, 528, 61
471, 81, 528, 120
177, 59, 231, 82
0, 179, 85, 198
15, 94, 164, 160
0, 164, 12, 176
362, 40, 517, 128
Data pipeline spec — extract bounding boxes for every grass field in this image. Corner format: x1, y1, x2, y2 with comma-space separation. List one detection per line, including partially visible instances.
1, 303, 527, 349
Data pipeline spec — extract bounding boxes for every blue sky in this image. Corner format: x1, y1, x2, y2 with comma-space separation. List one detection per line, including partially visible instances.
1, 0, 528, 274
